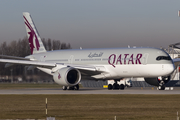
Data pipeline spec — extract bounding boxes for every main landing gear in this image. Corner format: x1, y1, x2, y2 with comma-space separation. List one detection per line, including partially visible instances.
108, 80, 125, 90
62, 84, 79, 90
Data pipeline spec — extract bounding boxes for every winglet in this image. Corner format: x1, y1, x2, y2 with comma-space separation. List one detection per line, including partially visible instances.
23, 12, 46, 54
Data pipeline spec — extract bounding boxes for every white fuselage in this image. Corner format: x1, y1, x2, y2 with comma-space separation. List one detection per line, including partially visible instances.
27, 47, 175, 80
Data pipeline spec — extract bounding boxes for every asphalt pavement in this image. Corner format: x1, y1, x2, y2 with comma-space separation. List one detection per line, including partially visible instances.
0, 87, 179, 94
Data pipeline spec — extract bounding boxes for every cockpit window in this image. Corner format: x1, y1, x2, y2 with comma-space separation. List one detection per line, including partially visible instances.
156, 56, 171, 61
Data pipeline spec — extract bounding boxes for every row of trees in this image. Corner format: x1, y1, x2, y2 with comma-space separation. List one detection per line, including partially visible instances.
0, 37, 71, 57
0, 38, 71, 82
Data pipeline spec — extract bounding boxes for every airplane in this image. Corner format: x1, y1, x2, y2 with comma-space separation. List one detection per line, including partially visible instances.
0, 12, 177, 90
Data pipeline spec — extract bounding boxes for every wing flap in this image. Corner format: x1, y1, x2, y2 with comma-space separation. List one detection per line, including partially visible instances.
56, 63, 107, 72
67, 64, 96, 71
62, 64, 108, 76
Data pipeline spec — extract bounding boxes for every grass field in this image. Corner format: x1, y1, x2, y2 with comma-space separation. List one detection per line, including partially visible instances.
0, 83, 61, 89
0, 94, 180, 120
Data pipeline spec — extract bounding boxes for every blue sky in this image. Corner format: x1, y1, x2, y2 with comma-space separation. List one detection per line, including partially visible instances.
1, 0, 180, 49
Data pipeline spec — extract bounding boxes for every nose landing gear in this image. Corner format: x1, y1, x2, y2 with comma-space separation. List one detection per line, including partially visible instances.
158, 76, 170, 90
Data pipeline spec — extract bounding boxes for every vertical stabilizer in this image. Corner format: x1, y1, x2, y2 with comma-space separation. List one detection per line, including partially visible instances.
23, 12, 46, 54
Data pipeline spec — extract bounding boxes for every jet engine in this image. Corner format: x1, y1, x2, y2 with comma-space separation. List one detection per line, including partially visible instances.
53, 67, 81, 86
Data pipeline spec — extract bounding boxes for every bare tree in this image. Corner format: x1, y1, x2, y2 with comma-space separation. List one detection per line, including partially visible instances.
0, 38, 71, 79
47, 38, 52, 51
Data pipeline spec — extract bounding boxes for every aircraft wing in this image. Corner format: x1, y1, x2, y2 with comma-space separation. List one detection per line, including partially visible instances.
0, 59, 56, 68
61, 64, 107, 76
0, 55, 30, 60
63, 64, 97, 71
0, 59, 106, 74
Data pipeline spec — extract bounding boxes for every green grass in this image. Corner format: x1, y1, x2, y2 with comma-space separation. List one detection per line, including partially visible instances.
0, 83, 61, 89
0, 94, 179, 120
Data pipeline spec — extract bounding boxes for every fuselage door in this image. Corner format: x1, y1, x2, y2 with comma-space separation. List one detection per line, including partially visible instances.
142, 53, 149, 65
69, 55, 74, 64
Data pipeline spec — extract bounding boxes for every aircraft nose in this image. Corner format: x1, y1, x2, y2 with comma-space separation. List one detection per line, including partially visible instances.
166, 63, 175, 75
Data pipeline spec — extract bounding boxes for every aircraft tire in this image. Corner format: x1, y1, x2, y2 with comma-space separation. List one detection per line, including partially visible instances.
119, 84, 125, 90
62, 86, 67, 90
75, 84, 79, 90
113, 83, 119, 90
67, 86, 74, 90
70, 86, 75, 90
158, 85, 165, 90
108, 84, 113, 90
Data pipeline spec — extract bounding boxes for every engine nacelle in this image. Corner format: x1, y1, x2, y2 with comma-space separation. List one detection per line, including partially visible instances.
53, 67, 81, 86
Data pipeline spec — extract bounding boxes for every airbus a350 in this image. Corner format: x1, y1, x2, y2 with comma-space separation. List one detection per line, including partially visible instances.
0, 12, 177, 90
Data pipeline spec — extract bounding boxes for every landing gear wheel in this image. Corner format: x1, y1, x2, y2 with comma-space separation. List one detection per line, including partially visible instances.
74, 84, 79, 90
161, 86, 165, 90
113, 83, 119, 90
119, 84, 125, 90
62, 86, 67, 90
67, 86, 75, 90
108, 84, 113, 90
158, 85, 165, 90
116, 84, 120, 89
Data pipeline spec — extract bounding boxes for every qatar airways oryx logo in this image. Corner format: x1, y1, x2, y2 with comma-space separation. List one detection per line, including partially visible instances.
108, 53, 143, 67
23, 16, 40, 54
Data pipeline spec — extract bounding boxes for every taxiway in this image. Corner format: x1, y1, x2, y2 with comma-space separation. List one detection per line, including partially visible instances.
0, 87, 179, 94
